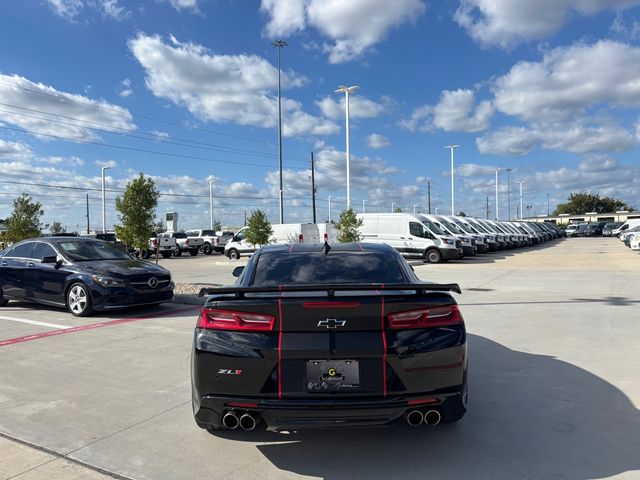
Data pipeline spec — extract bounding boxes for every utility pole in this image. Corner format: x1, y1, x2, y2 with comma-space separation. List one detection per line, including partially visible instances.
328, 195, 332, 223
495, 168, 502, 220
272, 39, 287, 224
85, 194, 90, 234
444, 144, 460, 215
391, 202, 395, 213
427, 179, 431, 214
547, 193, 550, 216
310, 152, 317, 223
413, 204, 417, 214
505, 168, 512, 220
101, 166, 110, 233
486, 196, 490, 219
362, 199, 366, 213
209, 180, 214, 230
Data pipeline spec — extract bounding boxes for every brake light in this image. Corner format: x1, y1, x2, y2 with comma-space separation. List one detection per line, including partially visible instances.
197, 308, 275, 332
151, 239, 158, 247
387, 304, 463, 329
298, 234, 303, 243
324, 233, 328, 242
185, 239, 189, 246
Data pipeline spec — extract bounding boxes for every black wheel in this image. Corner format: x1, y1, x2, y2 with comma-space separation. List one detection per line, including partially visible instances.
0, 286, 9, 307
66, 282, 93, 317
425, 249, 442, 263
202, 243, 213, 255
228, 249, 240, 260
161, 251, 172, 259
190, 249, 199, 256
173, 246, 182, 257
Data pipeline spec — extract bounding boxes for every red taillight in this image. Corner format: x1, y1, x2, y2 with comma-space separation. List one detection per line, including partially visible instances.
151, 239, 158, 247
298, 234, 304, 243
387, 304, 463, 329
323, 233, 328, 242
197, 308, 275, 332
185, 239, 189, 246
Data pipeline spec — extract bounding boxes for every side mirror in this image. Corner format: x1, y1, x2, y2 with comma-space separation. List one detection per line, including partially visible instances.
232, 266, 244, 278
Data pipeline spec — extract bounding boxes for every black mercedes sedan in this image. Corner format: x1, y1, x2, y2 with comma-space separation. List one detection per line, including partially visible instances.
192, 242, 467, 433
0, 237, 173, 316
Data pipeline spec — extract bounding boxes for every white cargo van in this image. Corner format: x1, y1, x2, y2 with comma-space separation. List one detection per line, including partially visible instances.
357, 213, 461, 263
612, 219, 640, 237
224, 223, 321, 259
424, 214, 480, 256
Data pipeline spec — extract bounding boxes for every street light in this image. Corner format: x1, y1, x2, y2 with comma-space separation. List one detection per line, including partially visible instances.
505, 168, 512, 220
272, 39, 287, 224
101, 166, 110, 233
328, 195, 332, 223
444, 145, 459, 215
362, 199, 366, 213
547, 193, 550, 216
518, 181, 525, 220
209, 180, 214, 230
335, 85, 359, 210
494, 168, 502, 220
391, 202, 395, 212
413, 204, 417, 214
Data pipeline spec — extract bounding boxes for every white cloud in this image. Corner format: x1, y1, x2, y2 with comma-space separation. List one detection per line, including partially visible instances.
118, 78, 133, 97
366, 133, 390, 149
46, 0, 130, 20
476, 127, 537, 156
316, 95, 386, 120
493, 40, 640, 122
455, 0, 640, 49
456, 163, 498, 177
260, 0, 426, 63
401, 89, 493, 133
95, 160, 117, 168
0, 73, 135, 141
163, 0, 200, 11
0, 139, 32, 160
261, 0, 308, 37
129, 33, 336, 137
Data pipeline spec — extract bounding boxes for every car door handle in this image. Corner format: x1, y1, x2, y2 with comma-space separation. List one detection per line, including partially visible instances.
27, 262, 35, 267
400, 237, 406, 239
1, 261, 7, 266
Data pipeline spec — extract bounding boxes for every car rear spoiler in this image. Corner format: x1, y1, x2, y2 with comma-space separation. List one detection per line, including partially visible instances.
198, 283, 462, 298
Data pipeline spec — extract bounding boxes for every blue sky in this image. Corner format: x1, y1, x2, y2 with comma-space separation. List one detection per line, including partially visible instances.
1, 0, 640, 231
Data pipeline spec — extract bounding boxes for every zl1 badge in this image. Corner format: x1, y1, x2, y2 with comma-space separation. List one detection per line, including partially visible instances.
218, 369, 242, 375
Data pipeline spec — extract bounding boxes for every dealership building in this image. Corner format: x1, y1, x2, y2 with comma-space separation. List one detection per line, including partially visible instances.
528, 211, 640, 226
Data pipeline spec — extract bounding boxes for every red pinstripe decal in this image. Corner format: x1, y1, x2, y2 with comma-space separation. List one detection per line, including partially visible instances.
278, 296, 284, 399
0, 306, 200, 348
381, 295, 387, 397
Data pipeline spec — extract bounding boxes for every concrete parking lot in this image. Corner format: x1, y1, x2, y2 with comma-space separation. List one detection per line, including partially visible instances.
1, 238, 639, 480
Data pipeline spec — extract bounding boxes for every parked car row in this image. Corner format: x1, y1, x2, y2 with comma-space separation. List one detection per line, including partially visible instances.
618, 223, 640, 251
223, 214, 564, 263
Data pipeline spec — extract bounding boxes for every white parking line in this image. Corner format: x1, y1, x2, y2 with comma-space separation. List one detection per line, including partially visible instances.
0, 316, 71, 330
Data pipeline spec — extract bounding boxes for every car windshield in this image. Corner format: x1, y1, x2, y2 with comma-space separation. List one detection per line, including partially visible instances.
454, 220, 475, 234
422, 219, 446, 236
470, 221, 490, 233
252, 251, 406, 286
55, 240, 132, 261
441, 220, 463, 235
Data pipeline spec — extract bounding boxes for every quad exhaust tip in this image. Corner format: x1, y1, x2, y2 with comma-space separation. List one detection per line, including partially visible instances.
406, 410, 424, 427
222, 411, 240, 430
424, 409, 441, 426
239, 413, 258, 431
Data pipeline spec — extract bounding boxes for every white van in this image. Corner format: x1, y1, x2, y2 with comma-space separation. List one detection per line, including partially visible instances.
224, 223, 321, 260
357, 213, 462, 263
422, 214, 478, 256
612, 219, 640, 237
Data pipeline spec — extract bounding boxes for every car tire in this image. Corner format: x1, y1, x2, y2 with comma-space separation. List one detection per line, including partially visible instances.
0, 286, 9, 307
190, 249, 199, 256
161, 251, 172, 259
425, 249, 442, 263
173, 247, 182, 257
202, 243, 213, 255
228, 249, 240, 260
66, 282, 93, 317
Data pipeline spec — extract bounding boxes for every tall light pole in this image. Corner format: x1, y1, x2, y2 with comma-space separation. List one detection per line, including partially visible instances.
413, 204, 417, 214
444, 144, 459, 215
518, 181, 525, 220
328, 195, 332, 223
209, 180, 214, 230
391, 202, 395, 213
505, 168, 512, 220
101, 166, 110, 233
335, 85, 359, 210
272, 39, 287, 224
547, 193, 550, 216
362, 199, 366, 213
495, 168, 502, 220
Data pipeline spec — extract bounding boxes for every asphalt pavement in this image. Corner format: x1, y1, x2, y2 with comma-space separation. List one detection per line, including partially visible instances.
1, 237, 639, 480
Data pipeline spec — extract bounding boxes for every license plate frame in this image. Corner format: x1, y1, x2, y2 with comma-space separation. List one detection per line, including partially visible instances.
306, 359, 360, 392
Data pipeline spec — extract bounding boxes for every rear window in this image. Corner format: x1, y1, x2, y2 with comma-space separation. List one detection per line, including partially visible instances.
172, 232, 187, 238
252, 251, 406, 286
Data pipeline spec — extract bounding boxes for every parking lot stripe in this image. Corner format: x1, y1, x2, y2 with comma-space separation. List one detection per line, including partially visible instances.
0, 306, 199, 348
0, 315, 72, 330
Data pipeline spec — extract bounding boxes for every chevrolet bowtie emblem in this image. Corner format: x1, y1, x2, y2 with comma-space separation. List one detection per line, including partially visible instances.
317, 318, 346, 329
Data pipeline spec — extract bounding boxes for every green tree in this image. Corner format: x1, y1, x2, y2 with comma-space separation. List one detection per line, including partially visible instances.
153, 221, 165, 234
114, 174, 160, 253
457, 211, 468, 217
3, 194, 44, 243
336, 208, 363, 243
553, 193, 634, 215
50, 221, 65, 234
245, 209, 273, 246
394, 207, 403, 213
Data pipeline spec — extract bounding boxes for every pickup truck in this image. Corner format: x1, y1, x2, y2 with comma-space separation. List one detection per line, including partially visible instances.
186, 229, 223, 255
163, 231, 203, 256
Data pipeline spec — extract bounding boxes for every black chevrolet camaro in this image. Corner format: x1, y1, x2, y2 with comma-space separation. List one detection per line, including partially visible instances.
192, 242, 467, 432
0, 237, 173, 316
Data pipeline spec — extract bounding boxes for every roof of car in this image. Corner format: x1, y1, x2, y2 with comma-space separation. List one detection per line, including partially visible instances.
260, 242, 394, 254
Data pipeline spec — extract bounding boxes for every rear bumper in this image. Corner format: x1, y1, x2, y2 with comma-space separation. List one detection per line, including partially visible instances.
193, 389, 466, 431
